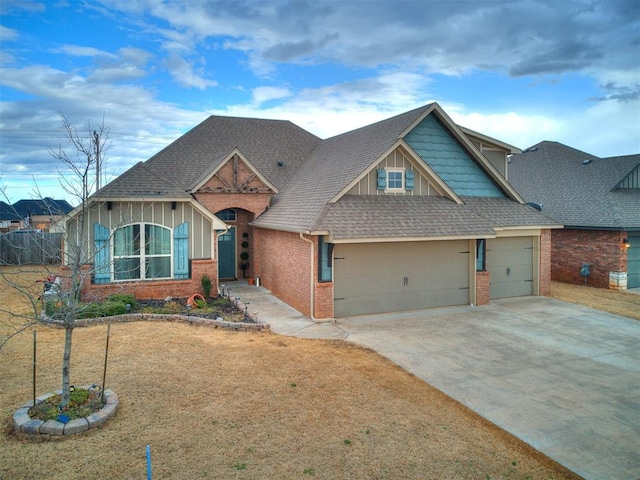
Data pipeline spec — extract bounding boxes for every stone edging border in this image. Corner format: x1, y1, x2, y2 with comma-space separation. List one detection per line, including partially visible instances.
41, 312, 270, 331
13, 386, 118, 440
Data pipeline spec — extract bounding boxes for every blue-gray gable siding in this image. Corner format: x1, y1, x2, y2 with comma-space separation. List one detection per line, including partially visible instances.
405, 115, 504, 197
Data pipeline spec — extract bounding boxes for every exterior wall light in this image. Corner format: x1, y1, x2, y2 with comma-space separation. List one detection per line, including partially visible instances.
622, 238, 630, 249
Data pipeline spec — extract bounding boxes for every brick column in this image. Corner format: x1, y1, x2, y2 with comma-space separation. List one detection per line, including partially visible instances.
539, 229, 552, 296
475, 271, 490, 305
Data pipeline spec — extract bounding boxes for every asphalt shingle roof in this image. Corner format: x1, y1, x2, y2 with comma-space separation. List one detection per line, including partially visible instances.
92, 104, 561, 240
9, 198, 74, 217
508, 141, 640, 230
96, 116, 321, 198
316, 196, 558, 240
252, 104, 433, 231
318, 195, 495, 239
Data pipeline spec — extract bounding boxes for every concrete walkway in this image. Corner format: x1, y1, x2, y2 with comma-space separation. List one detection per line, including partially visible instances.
226, 281, 640, 480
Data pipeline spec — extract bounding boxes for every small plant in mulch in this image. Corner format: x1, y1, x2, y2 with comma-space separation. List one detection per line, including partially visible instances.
28, 386, 105, 422
139, 296, 249, 322
45, 293, 137, 320
46, 294, 251, 323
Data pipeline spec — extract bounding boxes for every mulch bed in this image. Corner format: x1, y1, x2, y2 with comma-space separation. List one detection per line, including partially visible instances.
137, 296, 253, 323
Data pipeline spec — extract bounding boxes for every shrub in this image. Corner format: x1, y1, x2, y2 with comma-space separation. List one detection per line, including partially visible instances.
201, 274, 212, 298
75, 294, 136, 319
107, 293, 136, 306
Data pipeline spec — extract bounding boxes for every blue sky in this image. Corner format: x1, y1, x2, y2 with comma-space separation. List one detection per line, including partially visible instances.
1, 0, 639, 204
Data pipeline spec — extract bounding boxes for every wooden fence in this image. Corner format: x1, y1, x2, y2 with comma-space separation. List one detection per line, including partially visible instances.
0, 231, 63, 265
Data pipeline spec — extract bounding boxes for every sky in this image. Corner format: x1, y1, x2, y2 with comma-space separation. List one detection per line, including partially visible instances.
1, 0, 639, 205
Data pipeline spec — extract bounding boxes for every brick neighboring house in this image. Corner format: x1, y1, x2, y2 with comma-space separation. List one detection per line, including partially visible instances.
63, 102, 560, 319
508, 141, 640, 289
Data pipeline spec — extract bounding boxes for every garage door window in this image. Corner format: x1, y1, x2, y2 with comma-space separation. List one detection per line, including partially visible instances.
318, 236, 334, 282
476, 239, 486, 271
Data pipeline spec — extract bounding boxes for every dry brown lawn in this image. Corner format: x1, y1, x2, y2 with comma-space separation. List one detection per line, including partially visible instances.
6, 267, 633, 478
550, 281, 640, 321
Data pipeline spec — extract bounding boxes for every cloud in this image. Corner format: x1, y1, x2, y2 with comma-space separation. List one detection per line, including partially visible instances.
0, 62, 206, 201
0, 25, 19, 42
1, 0, 637, 203
161, 54, 218, 89
51, 45, 118, 59
107, 1, 636, 75
251, 86, 292, 106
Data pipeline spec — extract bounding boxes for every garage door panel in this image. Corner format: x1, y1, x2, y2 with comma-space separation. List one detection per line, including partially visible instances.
487, 237, 534, 299
334, 240, 470, 317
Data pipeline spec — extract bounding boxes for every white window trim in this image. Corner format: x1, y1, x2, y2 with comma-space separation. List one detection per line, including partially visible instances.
112, 223, 173, 282
385, 167, 405, 193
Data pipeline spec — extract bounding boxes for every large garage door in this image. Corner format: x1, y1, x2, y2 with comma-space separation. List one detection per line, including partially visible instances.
628, 233, 640, 288
487, 237, 534, 299
333, 240, 470, 317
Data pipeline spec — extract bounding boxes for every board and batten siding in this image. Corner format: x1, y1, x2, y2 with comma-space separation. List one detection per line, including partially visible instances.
405, 114, 504, 198
346, 147, 443, 196
65, 201, 214, 264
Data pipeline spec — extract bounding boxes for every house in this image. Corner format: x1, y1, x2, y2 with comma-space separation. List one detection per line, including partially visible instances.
508, 141, 640, 289
0, 201, 18, 232
1, 198, 73, 232
63, 102, 560, 318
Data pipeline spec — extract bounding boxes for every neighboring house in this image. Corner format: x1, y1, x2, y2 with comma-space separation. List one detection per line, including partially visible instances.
1, 198, 74, 232
508, 141, 640, 289
63, 102, 560, 318
0, 201, 19, 232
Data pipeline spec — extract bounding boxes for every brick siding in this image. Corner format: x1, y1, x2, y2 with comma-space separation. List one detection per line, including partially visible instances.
551, 229, 628, 288
253, 228, 312, 316
475, 271, 490, 305
62, 260, 217, 302
539, 229, 552, 295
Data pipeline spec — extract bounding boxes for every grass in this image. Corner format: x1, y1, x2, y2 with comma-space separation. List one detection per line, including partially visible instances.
1, 327, 579, 479
0, 266, 596, 478
550, 281, 640, 320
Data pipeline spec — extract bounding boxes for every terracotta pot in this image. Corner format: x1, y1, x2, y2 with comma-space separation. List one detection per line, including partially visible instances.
247, 277, 255, 285
187, 294, 206, 308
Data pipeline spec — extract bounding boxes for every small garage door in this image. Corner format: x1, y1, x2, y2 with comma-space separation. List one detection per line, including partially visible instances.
333, 240, 470, 317
487, 237, 534, 299
628, 233, 640, 288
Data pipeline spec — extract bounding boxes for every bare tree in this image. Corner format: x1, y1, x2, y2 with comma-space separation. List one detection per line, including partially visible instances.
0, 113, 109, 408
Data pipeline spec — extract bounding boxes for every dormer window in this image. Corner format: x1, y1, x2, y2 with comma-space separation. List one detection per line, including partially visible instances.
386, 168, 404, 191
376, 168, 414, 192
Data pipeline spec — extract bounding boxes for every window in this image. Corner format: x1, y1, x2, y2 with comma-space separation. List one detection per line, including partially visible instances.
113, 224, 171, 280
318, 236, 334, 282
476, 239, 486, 271
216, 209, 236, 222
386, 168, 405, 192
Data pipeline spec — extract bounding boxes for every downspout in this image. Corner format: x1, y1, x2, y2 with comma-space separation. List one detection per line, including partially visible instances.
299, 232, 316, 321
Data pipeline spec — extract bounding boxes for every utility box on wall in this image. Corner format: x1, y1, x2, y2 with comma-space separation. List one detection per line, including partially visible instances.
609, 272, 628, 290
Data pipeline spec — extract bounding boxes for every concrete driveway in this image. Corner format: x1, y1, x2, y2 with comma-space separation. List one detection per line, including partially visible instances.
229, 284, 640, 480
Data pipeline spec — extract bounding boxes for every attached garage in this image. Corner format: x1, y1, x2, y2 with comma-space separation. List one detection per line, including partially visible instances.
487, 237, 534, 299
333, 240, 470, 317
628, 233, 640, 289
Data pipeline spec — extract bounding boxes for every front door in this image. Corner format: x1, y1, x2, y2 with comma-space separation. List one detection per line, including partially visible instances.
218, 227, 236, 279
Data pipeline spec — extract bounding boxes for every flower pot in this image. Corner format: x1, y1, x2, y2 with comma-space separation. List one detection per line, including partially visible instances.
187, 294, 206, 308
248, 277, 255, 285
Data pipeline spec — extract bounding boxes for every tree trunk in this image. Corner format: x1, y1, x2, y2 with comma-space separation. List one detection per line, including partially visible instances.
61, 326, 73, 407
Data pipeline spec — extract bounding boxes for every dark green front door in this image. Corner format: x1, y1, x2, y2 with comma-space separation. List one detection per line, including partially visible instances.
218, 227, 236, 279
